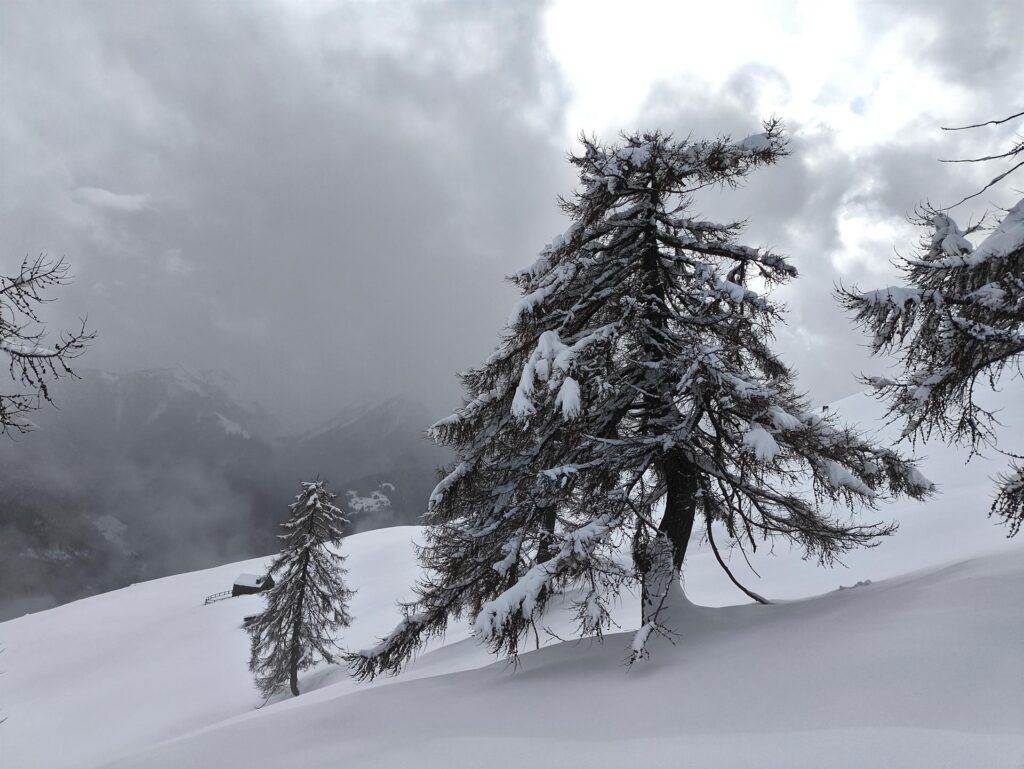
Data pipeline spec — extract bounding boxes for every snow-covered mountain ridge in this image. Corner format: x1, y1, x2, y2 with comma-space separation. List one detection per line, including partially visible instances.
0, 367, 446, 620
2, 384, 1022, 768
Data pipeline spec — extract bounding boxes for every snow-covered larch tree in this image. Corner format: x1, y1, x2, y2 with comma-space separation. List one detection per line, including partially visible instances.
350, 121, 933, 679
1, 255, 91, 436
840, 200, 1024, 536
840, 111, 1024, 538
248, 479, 354, 698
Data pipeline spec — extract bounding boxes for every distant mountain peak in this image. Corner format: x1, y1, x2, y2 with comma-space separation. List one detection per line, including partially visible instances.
297, 395, 433, 443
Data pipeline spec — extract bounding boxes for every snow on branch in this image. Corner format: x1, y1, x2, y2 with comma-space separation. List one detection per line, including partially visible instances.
511, 325, 617, 420
474, 514, 619, 644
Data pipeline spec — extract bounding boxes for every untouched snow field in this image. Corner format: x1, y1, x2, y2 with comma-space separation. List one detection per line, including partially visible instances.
2, 387, 1023, 768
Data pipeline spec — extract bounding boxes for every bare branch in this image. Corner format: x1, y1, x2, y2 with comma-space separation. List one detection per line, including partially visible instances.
941, 110, 1024, 131
1, 255, 92, 436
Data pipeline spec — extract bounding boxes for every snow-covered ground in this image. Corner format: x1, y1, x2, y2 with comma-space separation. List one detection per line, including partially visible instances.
2, 387, 1022, 769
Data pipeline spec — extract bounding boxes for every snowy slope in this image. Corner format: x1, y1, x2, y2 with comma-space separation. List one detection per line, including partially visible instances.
0, 372, 445, 621
106, 554, 1024, 769
2, 384, 1022, 769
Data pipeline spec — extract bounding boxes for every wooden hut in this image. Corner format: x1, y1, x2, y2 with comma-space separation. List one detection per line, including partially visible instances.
231, 573, 275, 597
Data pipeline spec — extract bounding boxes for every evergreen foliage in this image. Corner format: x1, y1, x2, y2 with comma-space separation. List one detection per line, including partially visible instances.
248, 480, 354, 697
840, 199, 1024, 537
350, 122, 932, 680
841, 111, 1024, 538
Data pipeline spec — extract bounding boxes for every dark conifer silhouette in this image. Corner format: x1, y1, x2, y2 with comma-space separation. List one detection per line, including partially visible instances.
351, 122, 932, 679
248, 480, 353, 697
841, 111, 1024, 537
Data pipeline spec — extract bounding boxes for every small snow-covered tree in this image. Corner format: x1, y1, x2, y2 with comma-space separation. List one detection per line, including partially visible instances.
248, 480, 354, 697
840, 112, 1024, 537
349, 122, 933, 679
2, 255, 91, 436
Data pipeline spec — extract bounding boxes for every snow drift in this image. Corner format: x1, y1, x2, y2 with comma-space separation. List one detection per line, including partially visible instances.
1, 386, 1022, 768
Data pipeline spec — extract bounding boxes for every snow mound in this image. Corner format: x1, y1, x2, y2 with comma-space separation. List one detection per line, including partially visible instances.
2, 382, 1023, 769
102, 550, 1024, 769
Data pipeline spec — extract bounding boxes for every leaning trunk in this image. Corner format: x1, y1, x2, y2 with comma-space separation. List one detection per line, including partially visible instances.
636, 172, 699, 626
660, 448, 699, 570
641, 449, 698, 625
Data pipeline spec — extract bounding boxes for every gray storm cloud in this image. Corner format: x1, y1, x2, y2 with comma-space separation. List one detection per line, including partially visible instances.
2, 0, 1022, 423
629, 0, 1024, 403
1, 0, 571, 426
2, 0, 1022, 622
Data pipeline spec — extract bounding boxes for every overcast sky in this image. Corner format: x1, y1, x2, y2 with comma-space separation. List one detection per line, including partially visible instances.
2, 0, 1022, 428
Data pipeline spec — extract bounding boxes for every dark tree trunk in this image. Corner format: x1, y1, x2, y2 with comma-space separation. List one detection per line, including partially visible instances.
288, 593, 304, 696
640, 454, 699, 625
534, 505, 558, 605
660, 448, 699, 570
289, 656, 300, 697
635, 173, 700, 617
288, 552, 310, 697
535, 505, 558, 564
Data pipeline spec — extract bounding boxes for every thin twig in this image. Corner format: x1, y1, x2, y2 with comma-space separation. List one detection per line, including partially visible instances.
942, 110, 1024, 131
941, 159, 1024, 210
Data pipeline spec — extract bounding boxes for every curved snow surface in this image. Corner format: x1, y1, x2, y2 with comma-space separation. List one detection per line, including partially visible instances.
2, 386, 1023, 769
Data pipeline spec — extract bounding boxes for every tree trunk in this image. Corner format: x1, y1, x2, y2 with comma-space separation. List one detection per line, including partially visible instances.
641, 449, 698, 625
636, 171, 700, 625
288, 553, 310, 697
660, 448, 699, 570
289, 657, 300, 697
288, 594, 304, 696
535, 505, 557, 564
533, 505, 558, 606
